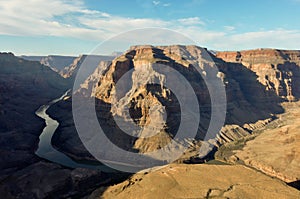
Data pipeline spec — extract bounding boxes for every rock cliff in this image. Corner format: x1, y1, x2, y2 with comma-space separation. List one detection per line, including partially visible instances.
217, 49, 300, 101
49, 45, 283, 163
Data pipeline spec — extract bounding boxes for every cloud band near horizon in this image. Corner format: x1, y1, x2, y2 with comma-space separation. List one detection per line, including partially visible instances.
0, 0, 300, 55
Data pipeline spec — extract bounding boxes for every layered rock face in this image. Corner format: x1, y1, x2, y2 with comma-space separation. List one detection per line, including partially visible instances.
217, 49, 300, 101
89, 45, 212, 154
50, 45, 283, 162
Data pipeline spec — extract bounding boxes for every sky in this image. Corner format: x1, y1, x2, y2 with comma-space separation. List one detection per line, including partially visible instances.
0, 0, 300, 55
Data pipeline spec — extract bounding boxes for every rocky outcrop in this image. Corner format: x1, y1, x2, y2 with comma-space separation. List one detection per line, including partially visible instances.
89, 164, 300, 199
217, 117, 274, 145
49, 45, 283, 163
217, 49, 300, 101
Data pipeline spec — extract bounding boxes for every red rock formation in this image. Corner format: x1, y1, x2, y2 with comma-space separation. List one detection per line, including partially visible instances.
50, 45, 284, 162
217, 49, 300, 101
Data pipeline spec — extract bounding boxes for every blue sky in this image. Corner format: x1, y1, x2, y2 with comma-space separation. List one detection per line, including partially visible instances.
0, 0, 300, 55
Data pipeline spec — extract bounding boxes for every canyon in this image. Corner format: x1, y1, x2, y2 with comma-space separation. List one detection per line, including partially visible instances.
0, 46, 299, 198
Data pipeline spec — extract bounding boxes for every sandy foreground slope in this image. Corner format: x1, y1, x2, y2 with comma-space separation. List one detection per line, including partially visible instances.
89, 164, 299, 199
230, 101, 300, 183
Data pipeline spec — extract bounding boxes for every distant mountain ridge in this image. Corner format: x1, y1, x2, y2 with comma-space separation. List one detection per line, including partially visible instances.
59, 54, 114, 81
20, 55, 77, 73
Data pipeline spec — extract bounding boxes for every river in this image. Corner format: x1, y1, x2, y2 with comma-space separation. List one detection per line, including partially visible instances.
35, 90, 114, 172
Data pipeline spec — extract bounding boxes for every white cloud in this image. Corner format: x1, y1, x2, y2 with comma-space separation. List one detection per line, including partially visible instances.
0, 0, 109, 39
79, 17, 169, 33
177, 17, 205, 26
0, 0, 86, 19
222, 30, 300, 50
152, 1, 160, 6
152, 1, 170, 7
224, 26, 235, 32
0, 0, 299, 51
